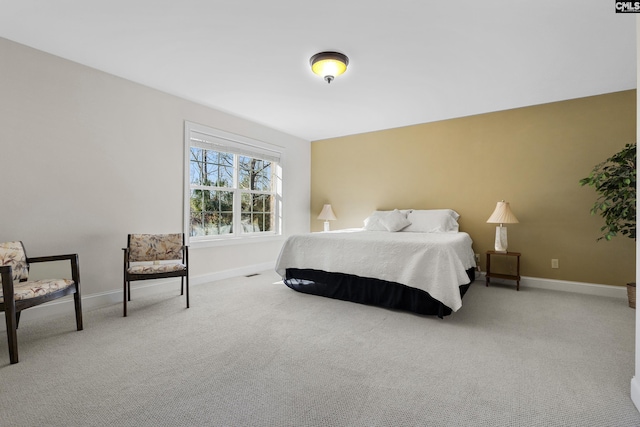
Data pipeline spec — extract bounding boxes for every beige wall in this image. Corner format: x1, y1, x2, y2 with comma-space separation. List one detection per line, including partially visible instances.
0, 37, 311, 298
311, 90, 636, 286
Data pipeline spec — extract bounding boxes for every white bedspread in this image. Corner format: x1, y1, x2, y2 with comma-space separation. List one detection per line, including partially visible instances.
275, 229, 476, 312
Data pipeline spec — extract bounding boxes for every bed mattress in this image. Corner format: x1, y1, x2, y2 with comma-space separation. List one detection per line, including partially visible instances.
275, 229, 476, 313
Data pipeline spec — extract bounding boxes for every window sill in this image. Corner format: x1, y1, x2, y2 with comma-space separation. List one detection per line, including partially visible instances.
188, 234, 285, 249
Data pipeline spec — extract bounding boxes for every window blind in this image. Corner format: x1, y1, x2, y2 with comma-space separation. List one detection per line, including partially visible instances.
189, 128, 281, 164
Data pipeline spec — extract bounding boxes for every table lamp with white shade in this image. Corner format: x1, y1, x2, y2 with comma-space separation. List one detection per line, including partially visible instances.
317, 204, 337, 231
486, 200, 519, 253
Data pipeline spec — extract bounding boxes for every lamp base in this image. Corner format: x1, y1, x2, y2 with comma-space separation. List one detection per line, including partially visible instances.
494, 225, 508, 252
323, 221, 331, 232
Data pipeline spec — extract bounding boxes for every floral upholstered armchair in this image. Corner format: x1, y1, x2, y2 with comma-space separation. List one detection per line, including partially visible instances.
0, 241, 83, 364
122, 233, 189, 317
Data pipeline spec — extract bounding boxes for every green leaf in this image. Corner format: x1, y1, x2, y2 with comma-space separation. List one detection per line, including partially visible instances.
581, 143, 636, 242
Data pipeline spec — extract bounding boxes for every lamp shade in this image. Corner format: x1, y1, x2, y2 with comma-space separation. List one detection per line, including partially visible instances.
486, 201, 519, 225
317, 204, 337, 221
310, 51, 349, 83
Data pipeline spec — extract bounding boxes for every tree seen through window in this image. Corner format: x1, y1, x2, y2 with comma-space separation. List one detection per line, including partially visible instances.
189, 148, 274, 236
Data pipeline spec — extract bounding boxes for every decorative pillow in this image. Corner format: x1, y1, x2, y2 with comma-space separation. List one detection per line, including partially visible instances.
363, 211, 388, 231
363, 210, 412, 231
402, 209, 460, 233
380, 209, 412, 232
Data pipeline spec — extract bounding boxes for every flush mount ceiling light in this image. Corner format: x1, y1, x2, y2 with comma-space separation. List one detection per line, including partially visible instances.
310, 51, 349, 84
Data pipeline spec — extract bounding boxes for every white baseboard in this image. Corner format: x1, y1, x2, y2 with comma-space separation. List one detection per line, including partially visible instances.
13, 265, 626, 323
12, 261, 276, 323
475, 273, 627, 299
631, 377, 640, 411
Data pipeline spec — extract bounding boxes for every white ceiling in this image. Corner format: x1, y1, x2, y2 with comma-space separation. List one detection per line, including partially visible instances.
0, 1, 636, 141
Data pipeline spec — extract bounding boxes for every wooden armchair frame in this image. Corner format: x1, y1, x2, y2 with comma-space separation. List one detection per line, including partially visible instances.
1, 248, 83, 364
122, 233, 189, 317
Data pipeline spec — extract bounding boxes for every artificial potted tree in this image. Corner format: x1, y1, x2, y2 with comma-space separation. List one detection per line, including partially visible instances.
579, 143, 636, 307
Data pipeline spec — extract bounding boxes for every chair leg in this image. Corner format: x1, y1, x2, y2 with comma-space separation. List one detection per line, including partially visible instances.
123, 278, 128, 317
4, 306, 18, 364
180, 277, 184, 296
16, 311, 21, 329
74, 289, 83, 331
186, 275, 190, 309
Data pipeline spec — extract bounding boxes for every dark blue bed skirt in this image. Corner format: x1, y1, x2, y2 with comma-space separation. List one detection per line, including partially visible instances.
283, 268, 475, 318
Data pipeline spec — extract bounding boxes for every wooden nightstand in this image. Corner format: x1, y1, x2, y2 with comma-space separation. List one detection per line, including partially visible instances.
485, 251, 521, 291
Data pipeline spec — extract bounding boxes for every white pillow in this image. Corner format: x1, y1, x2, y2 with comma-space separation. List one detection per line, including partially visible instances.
363, 209, 411, 231
379, 209, 412, 232
363, 211, 387, 231
402, 209, 460, 233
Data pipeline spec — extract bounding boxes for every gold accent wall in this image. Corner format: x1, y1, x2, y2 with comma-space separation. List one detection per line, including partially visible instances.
311, 90, 636, 286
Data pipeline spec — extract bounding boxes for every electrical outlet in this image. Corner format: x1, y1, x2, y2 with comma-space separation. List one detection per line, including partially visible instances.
551, 259, 559, 269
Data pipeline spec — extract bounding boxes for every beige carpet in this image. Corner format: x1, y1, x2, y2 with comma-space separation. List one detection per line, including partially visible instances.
0, 271, 638, 426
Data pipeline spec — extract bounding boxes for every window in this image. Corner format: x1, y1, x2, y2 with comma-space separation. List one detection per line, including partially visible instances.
185, 122, 282, 242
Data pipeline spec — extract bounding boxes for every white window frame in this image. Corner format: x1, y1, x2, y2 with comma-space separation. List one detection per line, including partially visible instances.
184, 121, 283, 246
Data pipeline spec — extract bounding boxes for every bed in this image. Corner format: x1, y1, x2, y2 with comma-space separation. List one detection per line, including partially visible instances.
275, 209, 476, 318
